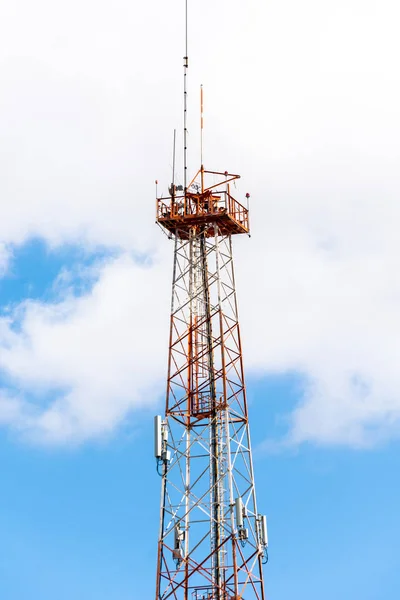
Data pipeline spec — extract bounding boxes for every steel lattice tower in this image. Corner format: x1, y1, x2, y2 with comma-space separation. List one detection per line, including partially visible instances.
154, 6, 268, 599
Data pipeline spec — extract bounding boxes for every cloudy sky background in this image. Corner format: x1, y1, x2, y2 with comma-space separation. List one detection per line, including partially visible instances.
1, 0, 400, 598
1, 0, 400, 447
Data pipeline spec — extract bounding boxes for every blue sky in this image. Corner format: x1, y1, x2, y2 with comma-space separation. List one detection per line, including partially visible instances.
0, 245, 399, 600
1, 244, 400, 599
2, 433, 399, 600
2, 0, 400, 597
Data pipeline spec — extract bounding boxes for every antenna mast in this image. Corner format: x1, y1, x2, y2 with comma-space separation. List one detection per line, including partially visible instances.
200, 85, 204, 192
172, 129, 177, 188
183, 0, 188, 194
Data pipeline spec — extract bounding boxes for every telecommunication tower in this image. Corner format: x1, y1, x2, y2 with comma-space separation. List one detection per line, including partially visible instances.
154, 3, 268, 599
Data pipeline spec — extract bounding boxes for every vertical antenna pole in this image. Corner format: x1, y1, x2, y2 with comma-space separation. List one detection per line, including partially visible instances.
183, 0, 188, 196
200, 84, 204, 164
172, 129, 176, 188
200, 84, 204, 192
171, 129, 177, 213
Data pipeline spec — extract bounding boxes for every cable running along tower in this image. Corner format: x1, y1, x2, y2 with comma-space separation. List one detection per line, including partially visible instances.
154, 4, 268, 599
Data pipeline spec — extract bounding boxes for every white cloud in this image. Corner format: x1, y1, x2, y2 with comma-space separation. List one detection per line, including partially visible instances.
1, 0, 400, 446
0, 254, 171, 443
0, 244, 11, 277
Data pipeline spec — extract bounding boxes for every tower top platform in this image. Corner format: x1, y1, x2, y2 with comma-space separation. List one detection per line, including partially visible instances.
156, 167, 249, 239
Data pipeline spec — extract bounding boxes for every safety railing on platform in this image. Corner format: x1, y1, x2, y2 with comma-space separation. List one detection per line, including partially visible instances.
157, 191, 248, 231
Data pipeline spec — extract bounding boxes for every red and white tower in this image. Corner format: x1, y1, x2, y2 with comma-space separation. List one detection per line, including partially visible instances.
154, 5, 268, 599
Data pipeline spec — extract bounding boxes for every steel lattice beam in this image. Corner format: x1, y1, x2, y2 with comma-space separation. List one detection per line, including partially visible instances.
154, 168, 267, 600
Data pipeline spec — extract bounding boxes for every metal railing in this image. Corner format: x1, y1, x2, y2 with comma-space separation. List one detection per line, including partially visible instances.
191, 392, 212, 416
192, 589, 213, 600
157, 191, 248, 231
